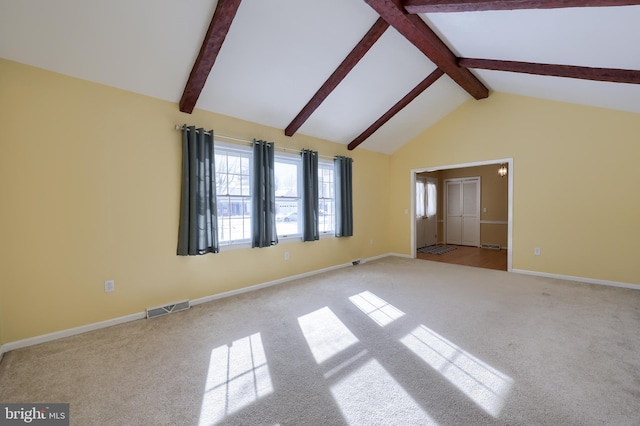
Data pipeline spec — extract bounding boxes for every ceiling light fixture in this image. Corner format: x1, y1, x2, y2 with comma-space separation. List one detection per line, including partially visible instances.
498, 164, 508, 177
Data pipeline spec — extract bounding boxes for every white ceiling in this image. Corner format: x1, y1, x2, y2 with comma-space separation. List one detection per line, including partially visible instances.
1, 0, 639, 154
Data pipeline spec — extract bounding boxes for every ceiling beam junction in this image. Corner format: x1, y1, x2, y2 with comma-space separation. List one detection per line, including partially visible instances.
459, 58, 640, 84
348, 68, 445, 150
364, 0, 489, 100
179, 0, 243, 114
404, 0, 640, 14
285, 18, 390, 137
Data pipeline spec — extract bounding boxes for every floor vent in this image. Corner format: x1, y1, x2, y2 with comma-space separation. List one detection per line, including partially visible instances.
481, 244, 501, 250
146, 300, 190, 319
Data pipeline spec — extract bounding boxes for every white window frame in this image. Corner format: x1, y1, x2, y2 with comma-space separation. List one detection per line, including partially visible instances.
213, 143, 337, 248
215, 142, 252, 250
274, 153, 303, 240
318, 159, 336, 237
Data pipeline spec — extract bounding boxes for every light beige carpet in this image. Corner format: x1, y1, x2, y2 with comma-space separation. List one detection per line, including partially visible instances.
1, 257, 640, 425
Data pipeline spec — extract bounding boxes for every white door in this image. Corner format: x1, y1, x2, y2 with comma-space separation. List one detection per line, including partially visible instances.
416, 178, 428, 248
461, 179, 480, 246
425, 177, 437, 246
446, 178, 480, 247
416, 177, 438, 248
446, 180, 462, 245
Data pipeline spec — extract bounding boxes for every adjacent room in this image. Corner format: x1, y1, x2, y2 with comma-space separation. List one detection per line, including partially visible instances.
1, 1, 639, 425
414, 163, 509, 271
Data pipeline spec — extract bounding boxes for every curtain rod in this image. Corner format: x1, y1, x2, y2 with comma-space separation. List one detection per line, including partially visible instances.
174, 125, 350, 161
175, 125, 249, 143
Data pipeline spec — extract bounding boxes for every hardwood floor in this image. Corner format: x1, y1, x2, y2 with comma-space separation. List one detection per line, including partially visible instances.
416, 245, 507, 271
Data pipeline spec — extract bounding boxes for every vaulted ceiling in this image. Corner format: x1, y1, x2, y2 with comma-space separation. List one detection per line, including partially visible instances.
1, 0, 639, 153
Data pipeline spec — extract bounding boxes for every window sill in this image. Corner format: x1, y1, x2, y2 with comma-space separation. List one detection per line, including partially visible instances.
277, 235, 302, 243
218, 232, 334, 252
219, 242, 251, 252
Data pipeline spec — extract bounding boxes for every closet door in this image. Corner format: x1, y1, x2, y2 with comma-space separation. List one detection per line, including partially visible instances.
446, 178, 480, 247
446, 181, 462, 245
461, 179, 480, 247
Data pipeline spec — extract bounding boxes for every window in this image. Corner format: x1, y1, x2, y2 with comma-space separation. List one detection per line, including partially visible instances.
416, 180, 426, 218
426, 181, 437, 218
215, 144, 252, 245
214, 142, 336, 247
416, 178, 437, 219
318, 161, 335, 234
274, 155, 302, 238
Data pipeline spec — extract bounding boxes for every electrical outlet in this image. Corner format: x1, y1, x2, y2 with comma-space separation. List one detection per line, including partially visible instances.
284, 252, 289, 260
534, 248, 541, 256
104, 280, 115, 292
370, 239, 374, 245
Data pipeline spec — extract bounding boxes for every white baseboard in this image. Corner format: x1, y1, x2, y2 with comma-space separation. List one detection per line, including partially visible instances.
0, 254, 395, 359
363, 253, 397, 262
512, 269, 640, 291
191, 260, 355, 306
1, 312, 147, 355
389, 252, 413, 259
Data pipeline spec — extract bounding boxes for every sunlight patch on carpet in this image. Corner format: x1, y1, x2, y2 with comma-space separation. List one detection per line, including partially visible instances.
298, 307, 359, 364
349, 291, 405, 327
199, 333, 273, 425
324, 349, 369, 379
400, 325, 513, 417
330, 358, 438, 425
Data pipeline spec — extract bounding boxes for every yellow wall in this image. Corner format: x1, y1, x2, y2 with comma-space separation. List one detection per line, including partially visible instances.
390, 92, 640, 285
0, 59, 390, 344
0, 284, 4, 348
3, 58, 640, 346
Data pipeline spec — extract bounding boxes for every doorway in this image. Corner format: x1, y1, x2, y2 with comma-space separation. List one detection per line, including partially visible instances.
411, 159, 513, 272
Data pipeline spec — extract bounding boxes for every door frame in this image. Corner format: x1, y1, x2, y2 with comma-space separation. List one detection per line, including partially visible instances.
410, 158, 513, 272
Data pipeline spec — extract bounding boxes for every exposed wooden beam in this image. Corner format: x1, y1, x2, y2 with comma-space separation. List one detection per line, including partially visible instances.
364, 0, 488, 100
179, 0, 243, 114
348, 68, 444, 150
404, 0, 640, 14
285, 18, 390, 137
458, 58, 640, 84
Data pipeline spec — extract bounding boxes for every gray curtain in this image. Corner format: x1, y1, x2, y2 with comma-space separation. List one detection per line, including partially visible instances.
251, 140, 278, 248
335, 156, 353, 237
177, 126, 219, 255
301, 149, 319, 242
